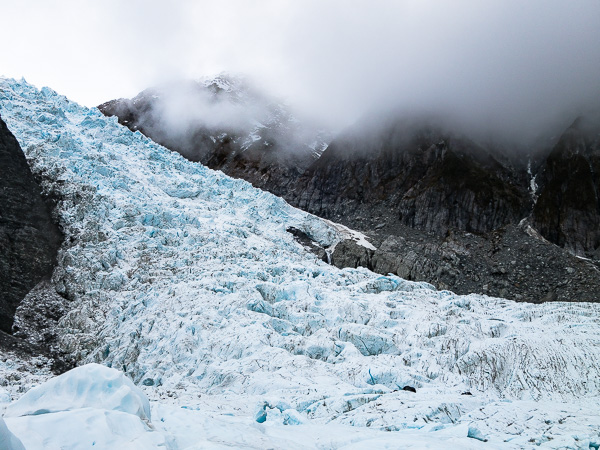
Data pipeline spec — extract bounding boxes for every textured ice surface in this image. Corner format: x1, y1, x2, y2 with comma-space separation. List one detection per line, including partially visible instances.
0, 365, 501, 449
6, 408, 167, 450
3, 364, 165, 449
4, 363, 150, 420
0, 417, 25, 450
1, 77, 600, 447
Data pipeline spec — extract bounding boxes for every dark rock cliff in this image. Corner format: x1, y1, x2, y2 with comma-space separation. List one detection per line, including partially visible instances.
533, 117, 600, 256
290, 120, 531, 237
0, 116, 62, 333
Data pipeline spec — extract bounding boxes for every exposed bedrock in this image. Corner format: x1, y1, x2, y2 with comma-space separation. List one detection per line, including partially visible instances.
0, 116, 63, 334
533, 117, 600, 256
330, 222, 600, 303
290, 122, 531, 237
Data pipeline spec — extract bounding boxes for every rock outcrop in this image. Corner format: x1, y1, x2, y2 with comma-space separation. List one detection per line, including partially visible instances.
0, 116, 62, 333
331, 222, 600, 303
533, 116, 600, 256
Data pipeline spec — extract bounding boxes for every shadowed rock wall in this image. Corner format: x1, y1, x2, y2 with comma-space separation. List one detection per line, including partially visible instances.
0, 116, 62, 333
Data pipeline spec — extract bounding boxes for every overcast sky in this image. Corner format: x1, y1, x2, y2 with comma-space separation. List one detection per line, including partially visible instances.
2, 0, 600, 137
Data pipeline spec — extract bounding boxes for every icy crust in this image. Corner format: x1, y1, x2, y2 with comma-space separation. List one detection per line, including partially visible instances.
0, 417, 25, 450
0, 365, 514, 449
4, 363, 150, 420
3, 365, 167, 449
1, 78, 600, 447
2, 368, 599, 450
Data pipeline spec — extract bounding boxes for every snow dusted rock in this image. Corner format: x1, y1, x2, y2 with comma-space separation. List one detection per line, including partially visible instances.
4, 363, 150, 420
0, 417, 25, 450
1, 77, 600, 447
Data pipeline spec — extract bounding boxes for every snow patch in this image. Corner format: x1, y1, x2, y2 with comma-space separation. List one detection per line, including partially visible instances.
322, 218, 376, 251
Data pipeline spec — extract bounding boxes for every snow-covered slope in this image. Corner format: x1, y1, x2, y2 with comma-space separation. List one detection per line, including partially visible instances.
1, 78, 599, 448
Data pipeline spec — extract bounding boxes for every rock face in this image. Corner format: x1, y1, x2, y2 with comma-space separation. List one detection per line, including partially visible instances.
332, 222, 600, 303
291, 116, 600, 301
330, 239, 373, 270
290, 119, 531, 237
0, 116, 62, 333
533, 117, 600, 256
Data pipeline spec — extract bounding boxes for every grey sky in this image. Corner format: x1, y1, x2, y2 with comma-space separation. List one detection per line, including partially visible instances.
2, 0, 600, 137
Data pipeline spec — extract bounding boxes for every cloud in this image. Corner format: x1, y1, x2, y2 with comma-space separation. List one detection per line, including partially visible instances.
2, 0, 600, 143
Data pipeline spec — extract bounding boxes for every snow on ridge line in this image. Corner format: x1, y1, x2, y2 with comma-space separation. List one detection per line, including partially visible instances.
1, 77, 600, 446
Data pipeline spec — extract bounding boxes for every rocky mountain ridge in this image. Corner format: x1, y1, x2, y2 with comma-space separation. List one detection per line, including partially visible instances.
98, 75, 328, 198
99, 81, 600, 302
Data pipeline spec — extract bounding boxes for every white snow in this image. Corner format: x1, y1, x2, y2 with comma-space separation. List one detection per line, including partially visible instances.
527, 159, 539, 204
322, 218, 377, 251
0, 417, 25, 450
4, 363, 150, 420
241, 130, 263, 151
1, 77, 599, 448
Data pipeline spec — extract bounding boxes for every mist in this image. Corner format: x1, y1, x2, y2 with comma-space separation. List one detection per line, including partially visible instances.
249, 0, 600, 146
3, 0, 600, 146
114, 77, 329, 163
119, 0, 600, 147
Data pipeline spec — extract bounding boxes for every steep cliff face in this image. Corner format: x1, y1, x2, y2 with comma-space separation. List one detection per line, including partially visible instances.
291, 120, 530, 236
0, 116, 62, 333
533, 117, 600, 256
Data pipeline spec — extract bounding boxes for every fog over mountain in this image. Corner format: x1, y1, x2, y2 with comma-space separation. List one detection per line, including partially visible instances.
3, 1, 600, 143
3, 3, 600, 447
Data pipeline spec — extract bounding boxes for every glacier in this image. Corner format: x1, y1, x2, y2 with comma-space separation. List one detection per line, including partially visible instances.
0, 77, 599, 448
